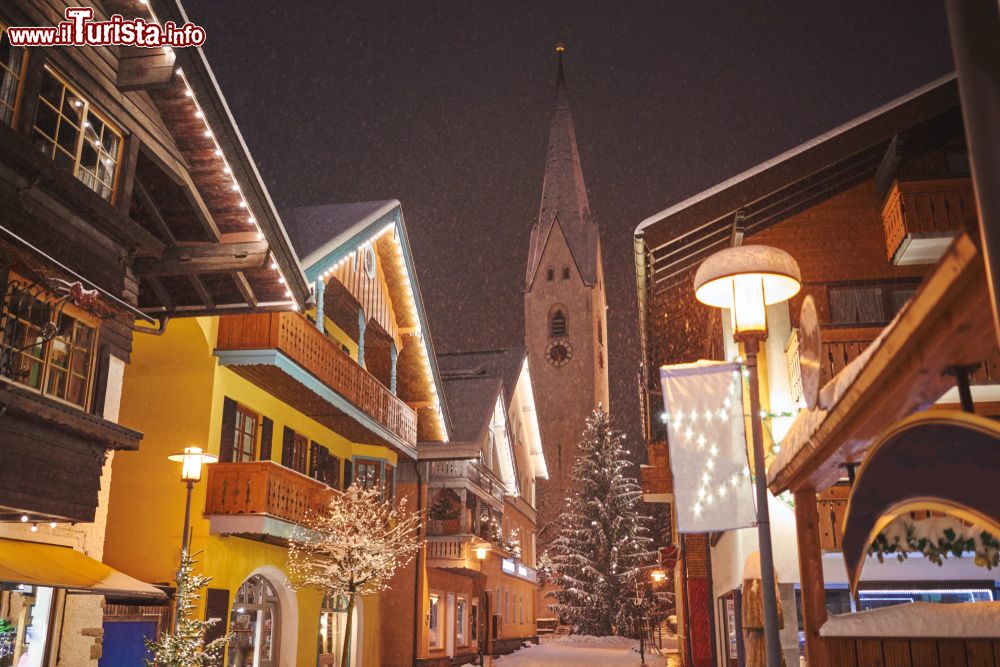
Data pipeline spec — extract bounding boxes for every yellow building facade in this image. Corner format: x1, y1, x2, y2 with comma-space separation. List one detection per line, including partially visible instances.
104, 200, 452, 667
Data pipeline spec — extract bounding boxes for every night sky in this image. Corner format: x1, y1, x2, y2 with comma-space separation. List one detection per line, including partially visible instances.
183, 0, 954, 443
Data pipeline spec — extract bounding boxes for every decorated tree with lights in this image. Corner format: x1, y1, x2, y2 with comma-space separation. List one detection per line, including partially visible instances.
287, 485, 423, 667
547, 406, 657, 635
145, 551, 226, 666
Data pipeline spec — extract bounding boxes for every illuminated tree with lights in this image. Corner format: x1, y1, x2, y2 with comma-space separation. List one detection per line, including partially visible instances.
547, 407, 656, 635
287, 485, 423, 667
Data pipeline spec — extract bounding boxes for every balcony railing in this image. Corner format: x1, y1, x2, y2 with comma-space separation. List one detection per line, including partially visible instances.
881, 177, 976, 265
788, 326, 1000, 405
428, 459, 506, 503
204, 461, 335, 526
217, 312, 417, 448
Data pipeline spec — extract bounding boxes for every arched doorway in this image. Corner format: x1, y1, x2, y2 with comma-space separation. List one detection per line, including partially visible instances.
228, 575, 280, 667
317, 594, 362, 667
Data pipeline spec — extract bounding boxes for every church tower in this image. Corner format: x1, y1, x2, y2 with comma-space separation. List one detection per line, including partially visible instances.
525, 46, 610, 545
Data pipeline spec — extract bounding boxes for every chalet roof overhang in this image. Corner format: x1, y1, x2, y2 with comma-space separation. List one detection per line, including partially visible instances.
74, 0, 311, 319
766, 234, 994, 494
292, 202, 452, 444
633, 75, 961, 311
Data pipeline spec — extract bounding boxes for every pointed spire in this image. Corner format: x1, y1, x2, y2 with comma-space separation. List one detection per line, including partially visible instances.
525, 44, 600, 288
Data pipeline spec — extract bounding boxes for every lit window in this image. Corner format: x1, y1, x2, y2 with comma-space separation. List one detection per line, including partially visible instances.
0, 25, 27, 125
428, 593, 442, 649
549, 310, 567, 338
31, 67, 122, 201
0, 279, 98, 408
456, 597, 467, 646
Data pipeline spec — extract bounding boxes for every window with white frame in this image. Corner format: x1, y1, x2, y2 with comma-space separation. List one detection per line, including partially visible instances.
428, 592, 443, 649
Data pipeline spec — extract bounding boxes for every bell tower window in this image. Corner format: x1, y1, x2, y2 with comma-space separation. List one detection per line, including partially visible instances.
562, 266, 570, 280
550, 310, 567, 338
546, 267, 555, 282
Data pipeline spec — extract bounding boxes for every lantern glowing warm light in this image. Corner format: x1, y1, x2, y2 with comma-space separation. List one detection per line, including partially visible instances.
693, 245, 801, 338
650, 569, 667, 583
475, 545, 490, 561
167, 446, 218, 483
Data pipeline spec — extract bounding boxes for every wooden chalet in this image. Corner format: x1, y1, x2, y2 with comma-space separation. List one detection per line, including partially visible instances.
634, 74, 1000, 666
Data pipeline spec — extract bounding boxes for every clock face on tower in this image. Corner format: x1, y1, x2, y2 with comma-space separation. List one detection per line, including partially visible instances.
545, 338, 573, 367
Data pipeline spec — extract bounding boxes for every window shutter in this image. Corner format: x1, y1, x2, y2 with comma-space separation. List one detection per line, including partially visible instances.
384, 463, 395, 500
219, 397, 237, 462
344, 458, 353, 489
259, 417, 273, 461
309, 441, 322, 480
330, 455, 342, 490
204, 587, 230, 646
281, 427, 294, 468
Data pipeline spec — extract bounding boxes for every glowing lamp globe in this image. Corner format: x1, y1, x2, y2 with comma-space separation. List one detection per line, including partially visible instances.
694, 245, 801, 337
167, 446, 218, 483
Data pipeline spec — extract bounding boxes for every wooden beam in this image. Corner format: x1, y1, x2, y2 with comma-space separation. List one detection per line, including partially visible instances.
115, 133, 141, 216
145, 275, 173, 310
116, 47, 177, 92
189, 274, 215, 309
232, 271, 258, 308
180, 168, 222, 242
134, 178, 177, 245
794, 488, 829, 667
134, 241, 269, 276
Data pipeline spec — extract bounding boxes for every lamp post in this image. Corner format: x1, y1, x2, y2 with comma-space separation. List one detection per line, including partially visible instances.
166, 446, 217, 631
694, 245, 801, 667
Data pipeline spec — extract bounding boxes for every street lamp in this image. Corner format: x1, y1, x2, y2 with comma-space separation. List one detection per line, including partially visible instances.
694, 244, 801, 667
167, 446, 217, 630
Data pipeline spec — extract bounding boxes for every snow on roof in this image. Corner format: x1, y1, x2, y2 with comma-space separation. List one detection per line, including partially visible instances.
820, 602, 1000, 638
634, 74, 958, 236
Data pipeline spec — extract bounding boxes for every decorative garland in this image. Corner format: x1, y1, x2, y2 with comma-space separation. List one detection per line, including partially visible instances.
869, 515, 1000, 570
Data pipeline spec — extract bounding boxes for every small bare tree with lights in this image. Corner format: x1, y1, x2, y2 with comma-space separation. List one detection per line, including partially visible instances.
287, 485, 423, 667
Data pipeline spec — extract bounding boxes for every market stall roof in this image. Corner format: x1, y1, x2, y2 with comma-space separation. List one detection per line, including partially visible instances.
767, 234, 995, 493
0, 539, 165, 597
820, 602, 1000, 639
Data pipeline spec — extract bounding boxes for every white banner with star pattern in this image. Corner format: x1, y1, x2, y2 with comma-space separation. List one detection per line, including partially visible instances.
660, 360, 756, 533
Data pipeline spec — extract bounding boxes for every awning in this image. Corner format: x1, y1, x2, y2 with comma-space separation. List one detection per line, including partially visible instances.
0, 539, 166, 597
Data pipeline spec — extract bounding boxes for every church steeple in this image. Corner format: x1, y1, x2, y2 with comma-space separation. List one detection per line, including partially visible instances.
525, 45, 600, 289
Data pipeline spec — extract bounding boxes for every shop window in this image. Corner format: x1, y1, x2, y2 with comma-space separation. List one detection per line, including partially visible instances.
31, 67, 123, 202
228, 575, 279, 666
318, 593, 350, 666
0, 584, 55, 667
456, 597, 467, 646
0, 24, 27, 126
428, 593, 442, 650
0, 279, 98, 409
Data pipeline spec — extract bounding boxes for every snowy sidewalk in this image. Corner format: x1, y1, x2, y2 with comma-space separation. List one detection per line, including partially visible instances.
474, 636, 680, 667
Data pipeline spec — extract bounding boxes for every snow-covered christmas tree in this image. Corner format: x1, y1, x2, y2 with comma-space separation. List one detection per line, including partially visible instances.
287, 485, 423, 667
547, 406, 657, 636
145, 551, 226, 666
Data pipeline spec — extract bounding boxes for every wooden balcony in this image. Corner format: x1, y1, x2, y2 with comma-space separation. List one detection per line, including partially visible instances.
641, 440, 673, 502
881, 177, 976, 265
216, 312, 417, 455
428, 459, 506, 505
788, 325, 1000, 406
203, 461, 336, 542
426, 534, 483, 575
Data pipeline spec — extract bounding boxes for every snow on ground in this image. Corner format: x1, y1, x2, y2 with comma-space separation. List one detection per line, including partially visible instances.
461, 636, 679, 667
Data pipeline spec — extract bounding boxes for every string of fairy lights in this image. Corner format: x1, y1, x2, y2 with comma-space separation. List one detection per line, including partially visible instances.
140, 0, 299, 311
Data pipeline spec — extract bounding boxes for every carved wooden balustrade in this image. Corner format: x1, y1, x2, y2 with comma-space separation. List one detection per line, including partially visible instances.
217, 311, 417, 447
